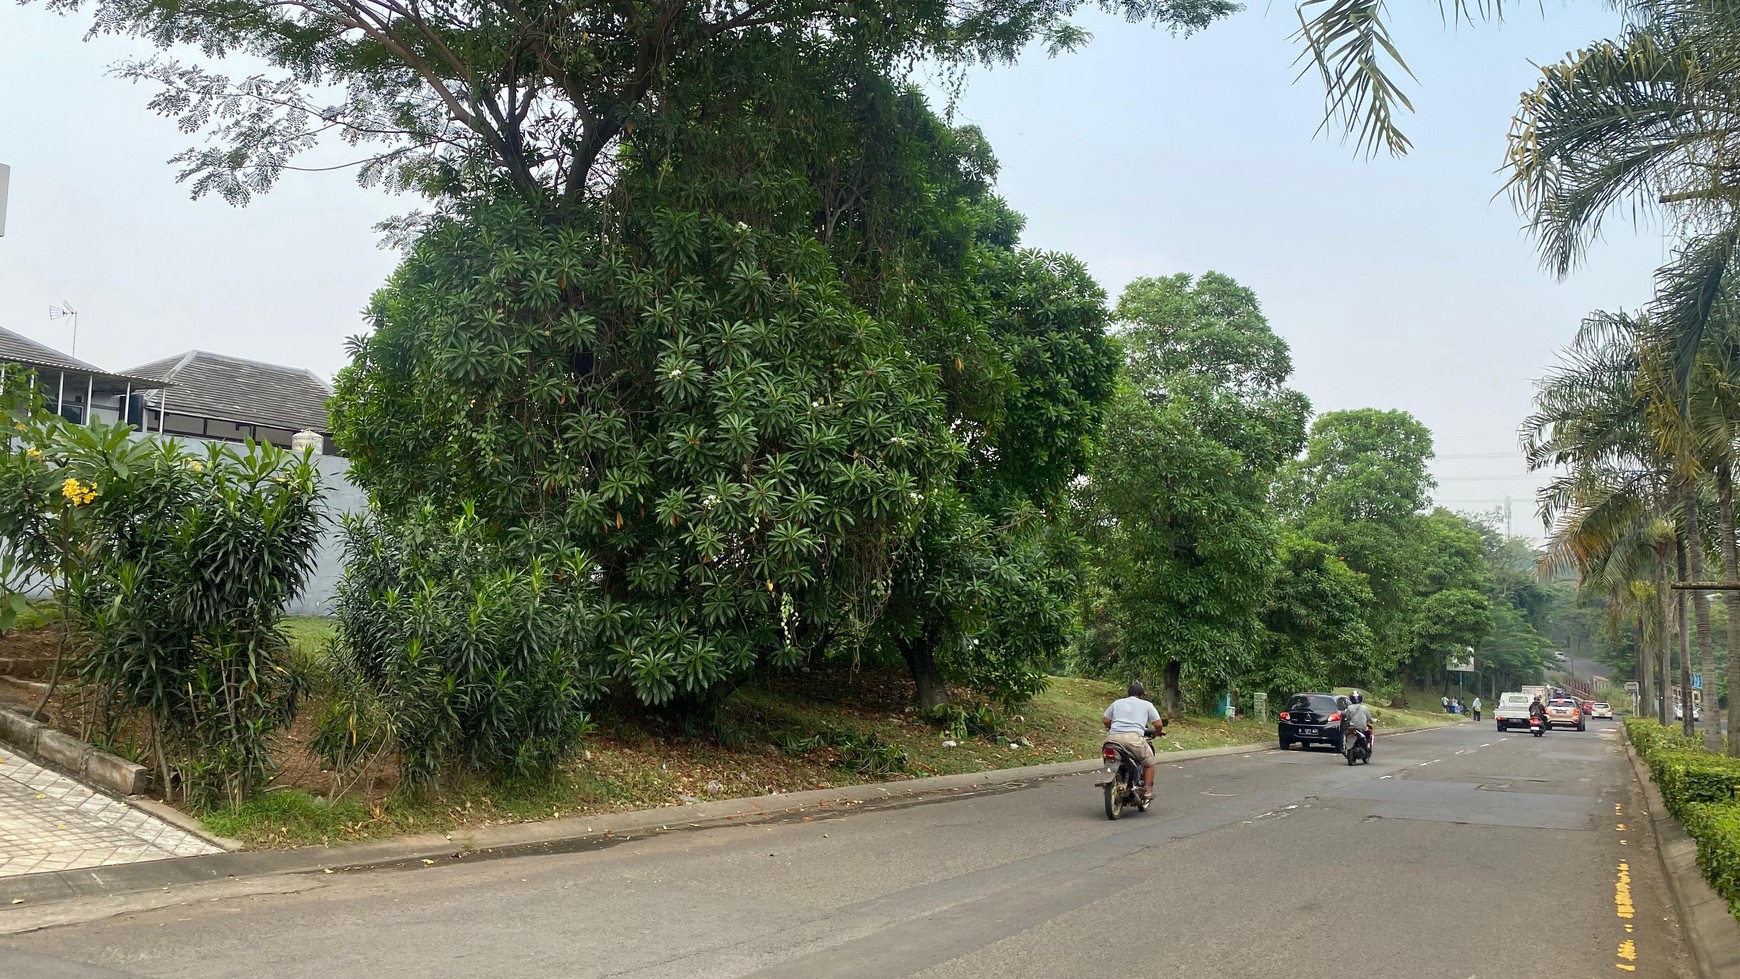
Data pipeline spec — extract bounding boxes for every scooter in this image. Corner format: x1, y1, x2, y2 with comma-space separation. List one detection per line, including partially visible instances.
1098, 737, 1154, 820
1529, 714, 1546, 737
1342, 726, 1372, 765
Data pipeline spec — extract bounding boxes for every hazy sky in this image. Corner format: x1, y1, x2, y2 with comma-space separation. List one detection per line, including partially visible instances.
0, 3, 1668, 537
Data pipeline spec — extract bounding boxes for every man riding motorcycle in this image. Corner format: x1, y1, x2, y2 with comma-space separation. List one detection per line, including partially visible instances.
1341, 690, 1374, 753
1529, 695, 1547, 722
1103, 682, 1164, 802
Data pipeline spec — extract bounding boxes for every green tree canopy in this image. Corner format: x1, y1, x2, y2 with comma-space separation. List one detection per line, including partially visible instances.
1075, 272, 1310, 712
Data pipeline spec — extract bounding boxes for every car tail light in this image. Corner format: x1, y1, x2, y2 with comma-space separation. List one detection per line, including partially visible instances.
1278, 711, 1290, 722
1328, 712, 1342, 723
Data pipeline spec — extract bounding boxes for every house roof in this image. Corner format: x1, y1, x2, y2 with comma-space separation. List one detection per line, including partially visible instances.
128, 351, 333, 433
0, 326, 164, 387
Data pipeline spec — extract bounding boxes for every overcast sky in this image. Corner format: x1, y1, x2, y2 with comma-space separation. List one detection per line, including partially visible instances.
0, 3, 1667, 538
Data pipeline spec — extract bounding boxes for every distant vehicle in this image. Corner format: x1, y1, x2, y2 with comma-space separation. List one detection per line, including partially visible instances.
1278, 693, 1345, 752
1581, 701, 1594, 716
1495, 692, 1535, 732
1521, 684, 1549, 708
1546, 698, 1585, 732
1591, 703, 1614, 719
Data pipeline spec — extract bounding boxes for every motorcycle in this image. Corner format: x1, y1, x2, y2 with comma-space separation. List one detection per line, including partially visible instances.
1342, 726, 1372, 765
1529, 714, 1545, 737
1098, 737, 1154, 820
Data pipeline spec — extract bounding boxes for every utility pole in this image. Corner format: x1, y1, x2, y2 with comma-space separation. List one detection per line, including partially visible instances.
0, 163, 10, 237
1505, 495, 1513, 539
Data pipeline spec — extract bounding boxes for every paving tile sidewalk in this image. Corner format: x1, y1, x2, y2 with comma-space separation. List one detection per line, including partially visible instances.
0, 747, 219, 878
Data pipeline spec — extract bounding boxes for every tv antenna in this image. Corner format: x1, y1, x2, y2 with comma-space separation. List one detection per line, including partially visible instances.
48, 302, 78, 358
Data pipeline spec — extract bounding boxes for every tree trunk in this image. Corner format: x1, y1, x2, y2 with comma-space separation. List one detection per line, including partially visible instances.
1162, 660, 1183, 717
898, 637, 949, 713
1678, 535, 1695, 738
1658, 540, 1674, 726
1684, 483, 1719, 747
1720, 462, 1740, 756
1637, 623, 1651, 720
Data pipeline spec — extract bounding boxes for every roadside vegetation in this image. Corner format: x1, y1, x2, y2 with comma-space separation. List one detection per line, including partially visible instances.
197, 669, 1465, 849
0, 0, 1602, 848
1627, 719, 1740, 921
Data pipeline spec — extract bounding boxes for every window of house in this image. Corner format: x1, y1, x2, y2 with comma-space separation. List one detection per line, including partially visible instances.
256, 427, 296, 448
162, 414, 208, 437
204, 420, 256, 443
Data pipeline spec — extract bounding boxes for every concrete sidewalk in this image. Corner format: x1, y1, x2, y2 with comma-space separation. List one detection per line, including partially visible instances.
0, 749, 220, 879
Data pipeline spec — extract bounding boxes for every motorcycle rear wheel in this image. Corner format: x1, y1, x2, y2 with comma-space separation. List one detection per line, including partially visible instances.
1104, 776, 1125, 820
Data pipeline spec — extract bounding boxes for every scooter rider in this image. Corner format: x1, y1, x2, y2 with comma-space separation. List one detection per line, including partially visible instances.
1529, 695, 1547, 723
1103, 682, 1164, 803
1342, 690, 1374, 751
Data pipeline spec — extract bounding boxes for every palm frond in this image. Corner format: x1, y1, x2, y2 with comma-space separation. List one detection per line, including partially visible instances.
1652, 224, 1740, 399
1293, 0, 1424, 157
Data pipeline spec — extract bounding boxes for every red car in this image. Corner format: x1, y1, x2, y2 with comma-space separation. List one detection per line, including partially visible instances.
1581, 701, 1594, 715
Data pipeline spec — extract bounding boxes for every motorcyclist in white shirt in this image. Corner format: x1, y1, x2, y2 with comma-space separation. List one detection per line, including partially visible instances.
1102, 682, 1164, 802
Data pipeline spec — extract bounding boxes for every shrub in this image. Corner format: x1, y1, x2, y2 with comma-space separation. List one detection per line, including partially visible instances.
927, 702, 1005, 742
320, 509, 603, 789
0, 417, 325, 808
1652, 751, 1740, 814
1682, 801, 1740, 917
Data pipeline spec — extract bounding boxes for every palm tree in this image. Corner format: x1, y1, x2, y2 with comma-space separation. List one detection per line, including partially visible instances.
1524, 313, 1681, 725
1506, 0, 1740, 387
1509, 0, 1740, 749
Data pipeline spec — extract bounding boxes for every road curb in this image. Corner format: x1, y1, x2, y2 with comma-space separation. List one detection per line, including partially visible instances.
1620, 726, 1740, 979
0, 720, 1456, 920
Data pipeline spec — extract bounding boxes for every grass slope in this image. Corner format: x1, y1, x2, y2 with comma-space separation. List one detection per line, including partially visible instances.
204, 670, 1300, 848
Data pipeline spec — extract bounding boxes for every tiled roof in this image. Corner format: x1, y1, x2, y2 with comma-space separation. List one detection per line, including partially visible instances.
0, 325, 106, 374
128, 351, 333, 433
0, 326, 165, 387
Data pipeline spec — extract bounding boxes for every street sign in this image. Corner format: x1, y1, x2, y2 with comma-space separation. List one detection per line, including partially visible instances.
1693, 673, 1703, 691
1446, 655, 1475, 673
1625, 680, 1640, 694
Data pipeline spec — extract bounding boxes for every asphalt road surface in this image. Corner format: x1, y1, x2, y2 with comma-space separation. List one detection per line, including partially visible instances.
0, 722, 1695, 978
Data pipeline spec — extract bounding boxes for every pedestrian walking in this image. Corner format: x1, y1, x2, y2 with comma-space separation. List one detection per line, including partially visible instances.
1471, 696, 1482, 722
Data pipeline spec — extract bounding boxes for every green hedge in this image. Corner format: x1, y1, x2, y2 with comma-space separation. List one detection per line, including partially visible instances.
1626, 717, 1740, 918
1683, 802, 1740, 916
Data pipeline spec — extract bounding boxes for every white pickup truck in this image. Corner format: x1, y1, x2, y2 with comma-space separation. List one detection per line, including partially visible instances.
1493, 691, 1536, 732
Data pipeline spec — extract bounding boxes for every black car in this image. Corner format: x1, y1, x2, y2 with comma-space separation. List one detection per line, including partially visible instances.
1279, 692, 1346, 751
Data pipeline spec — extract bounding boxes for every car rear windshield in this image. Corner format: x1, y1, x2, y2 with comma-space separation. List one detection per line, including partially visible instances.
1287, 695, 1339, 713
1500, 694, 1531, 707
1594, 704, 1610, 709
1551, 700, 1576, 708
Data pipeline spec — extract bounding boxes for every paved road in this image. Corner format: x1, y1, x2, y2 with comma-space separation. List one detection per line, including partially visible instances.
0, 722, 1695, 978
